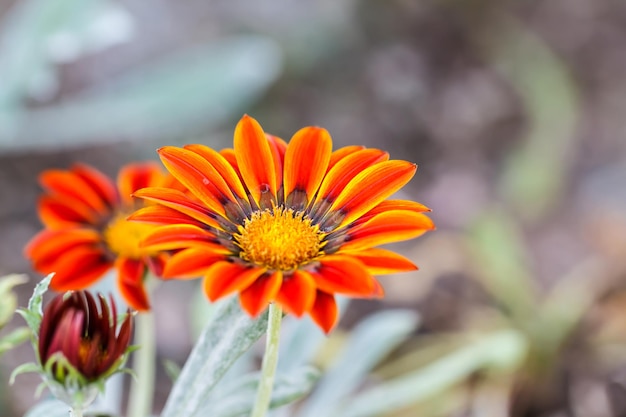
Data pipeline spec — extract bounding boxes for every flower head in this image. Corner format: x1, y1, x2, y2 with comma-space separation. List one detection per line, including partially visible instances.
37, 291, 132, 387
132, 115, 435, 332
25, 163, 177, 310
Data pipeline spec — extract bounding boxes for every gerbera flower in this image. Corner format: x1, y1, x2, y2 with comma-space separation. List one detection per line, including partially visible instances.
25, 163, 176, 310
131, 115, 435, 332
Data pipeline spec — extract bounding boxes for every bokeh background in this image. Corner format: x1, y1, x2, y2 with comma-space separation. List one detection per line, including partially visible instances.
2, 0, 626, 416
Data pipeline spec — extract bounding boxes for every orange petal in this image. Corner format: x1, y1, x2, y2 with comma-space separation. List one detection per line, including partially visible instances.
128, 205, 206, 228
239, 271, 283, 316
117, 162, 165, 206
275, 270, 316, 317
267, 134, 288, 188
327, 145, 365, 172
184, 144, 249, 202
313, 255, 376, 296
133, 187, 225, 229
163, 247, 228, 279
38, 196, 100, 228
116, 257, 150, 311
328, 160, 417, 228
356, 200, 431, 225
48, 247, 112, 291
158, 147, 235, 215
202, 262, 265, 301
25, 229, 101, 270
314, 149, 389, 207
141, 224, 219, 251
40, 170, 110, 215
309, 291, 338, 333
341, 211, 435, 251
283, 127, 332, 207
233, 115, 277, 207
343, 248, 417, 274
72, 163, 119, 207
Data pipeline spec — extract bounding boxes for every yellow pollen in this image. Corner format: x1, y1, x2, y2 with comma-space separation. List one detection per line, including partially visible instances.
235, 206, 324, 271
103, 212, 158, 259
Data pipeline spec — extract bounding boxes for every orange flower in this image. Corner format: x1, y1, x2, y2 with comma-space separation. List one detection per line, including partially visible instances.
25, 163, 176, 310
132, 115, 435, 332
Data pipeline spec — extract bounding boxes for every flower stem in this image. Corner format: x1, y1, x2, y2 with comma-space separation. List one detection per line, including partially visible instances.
250, 303, 283, 417
127, 310, 156, 417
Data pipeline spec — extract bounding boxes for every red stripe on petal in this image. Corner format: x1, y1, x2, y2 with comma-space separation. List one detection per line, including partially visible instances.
25, 229, 101, 271
275, 270, 316, 317
341, 211, 435, 251
313, 255, 376, 296
48, 247, 112, 291
267, 134, 287, 189
327, 145, 365, 172
309, 291, 338, 333
158, 147, 235, 215
328, 160, 417, 228
72, 163, 119, 207
202, 262, 265, 301
283, 127, 332, 205
40, 170, 110, 215
233, 115, 278, 207
116, 257, 150, 311
133, 187, 225, 229
38, 195, 100, 228
342, 248, 417, 274
163, 247, 228, 279
141, 224, 219, 251
239, 271, 282, 317
128, 205, 206, 228
184, 144, 249, 202
314, 149, 389, 209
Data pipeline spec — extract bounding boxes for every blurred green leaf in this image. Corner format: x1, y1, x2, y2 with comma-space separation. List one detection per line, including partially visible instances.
162, 358, 181, 383
337, 330, 527, 417
298, 310, 420, 417
160, 296, 269, 417
488, 20, 579, 221
0, 327, 31, 356
201, 366, 320, 417
0, 274, 28, 328
0, 36, 283, 151
468, 210, 536, 321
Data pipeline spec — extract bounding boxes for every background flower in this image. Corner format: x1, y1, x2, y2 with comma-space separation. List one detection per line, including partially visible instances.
25, 163, 178, 310
132, 115, 434, 332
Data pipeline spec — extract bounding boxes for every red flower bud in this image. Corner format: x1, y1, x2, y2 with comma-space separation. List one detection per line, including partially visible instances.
37, 291, 132, 383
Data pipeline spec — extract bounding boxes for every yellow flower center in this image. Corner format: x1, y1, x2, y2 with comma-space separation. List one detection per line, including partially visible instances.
103, 212, 158, 259
235, 206, 324, 271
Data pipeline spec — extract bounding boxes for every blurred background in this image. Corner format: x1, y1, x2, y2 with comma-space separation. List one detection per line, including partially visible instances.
1, 0, 626, 416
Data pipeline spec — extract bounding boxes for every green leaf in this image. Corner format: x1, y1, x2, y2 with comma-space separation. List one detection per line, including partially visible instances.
23, 399, 69, 417
298, 310, 419, 417
336, 330, 527, 417
0, 35, 282, 151
0, 326, 31, 355
277, 297, 351, 373
162, 358, 181, 383
160, 296, 270, 417
200, 366, 320, 417
0, 274, 28, 327
468, 211, 535, 321
17, 273, 53, 334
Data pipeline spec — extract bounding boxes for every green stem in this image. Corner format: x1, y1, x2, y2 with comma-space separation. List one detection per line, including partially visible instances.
250, 303, 283, 417
127, 311, 156, 417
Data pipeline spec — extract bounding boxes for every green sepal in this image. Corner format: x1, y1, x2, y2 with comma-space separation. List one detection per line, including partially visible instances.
10, 361, 40, 384
17, 273, 53, 335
